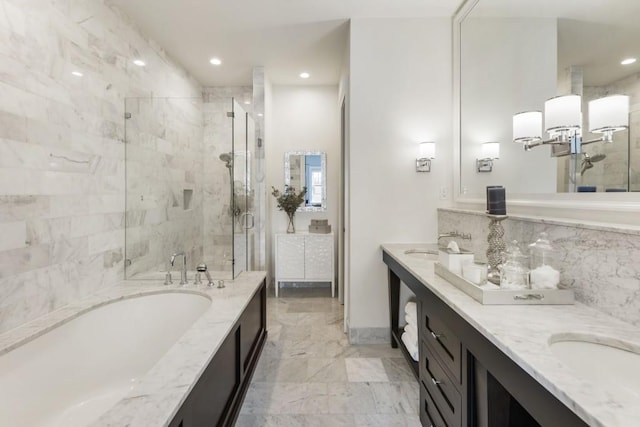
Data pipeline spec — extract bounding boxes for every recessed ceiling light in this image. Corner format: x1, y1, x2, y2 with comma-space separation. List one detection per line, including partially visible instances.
257, 113, 263, 117
71, 71, 83, 77
299, 72, 310, 79
244, 101, 251, 105
133, 59, 146, 67
210, 57, 222, 66
621, 58, 637, 65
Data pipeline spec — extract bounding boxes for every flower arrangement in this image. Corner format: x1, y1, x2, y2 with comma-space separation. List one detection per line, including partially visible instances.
271, 185, 307, 233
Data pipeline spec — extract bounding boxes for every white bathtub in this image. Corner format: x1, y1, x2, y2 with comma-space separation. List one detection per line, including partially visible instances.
0, 291, 211, 427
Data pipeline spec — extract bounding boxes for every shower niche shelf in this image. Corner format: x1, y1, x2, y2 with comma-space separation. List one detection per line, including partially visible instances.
183, 189, 193, 210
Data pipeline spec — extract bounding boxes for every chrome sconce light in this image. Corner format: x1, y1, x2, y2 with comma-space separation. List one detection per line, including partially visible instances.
476, 142, 500, 172
512, 94, 629, 152
588, 95, 629, 144
416, 141, 435, 172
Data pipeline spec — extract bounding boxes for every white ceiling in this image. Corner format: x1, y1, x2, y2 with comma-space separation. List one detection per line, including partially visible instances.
109, 0, 640, 88
469, 0, 640, 86
109, 0, 463, 86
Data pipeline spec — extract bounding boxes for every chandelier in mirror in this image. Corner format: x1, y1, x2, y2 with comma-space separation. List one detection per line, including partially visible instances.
512, 94, 629, 153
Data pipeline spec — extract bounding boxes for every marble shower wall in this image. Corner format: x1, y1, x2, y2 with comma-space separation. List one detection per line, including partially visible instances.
581, 71, 640, 191
438, 208, 640, 327
124, 97, 204, 277
0, 0, 201, 333
252, 67, 267, 271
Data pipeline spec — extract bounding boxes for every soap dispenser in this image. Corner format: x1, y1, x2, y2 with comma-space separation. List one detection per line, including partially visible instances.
499, 240, 529, 289
528, 232, 560, 289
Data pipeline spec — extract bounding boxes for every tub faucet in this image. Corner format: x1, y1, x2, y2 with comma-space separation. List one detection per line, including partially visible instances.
170, 252, 188, 285
196, 263, 214, 287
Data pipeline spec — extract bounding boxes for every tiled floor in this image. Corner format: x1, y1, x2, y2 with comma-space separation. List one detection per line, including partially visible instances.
237, 287, 421, 426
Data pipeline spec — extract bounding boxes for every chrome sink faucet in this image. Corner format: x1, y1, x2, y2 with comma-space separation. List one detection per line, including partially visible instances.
438, 231, 472, 247
170, 251, 188, 285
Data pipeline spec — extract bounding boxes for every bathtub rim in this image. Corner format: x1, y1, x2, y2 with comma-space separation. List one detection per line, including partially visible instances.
0, 287, 212, 358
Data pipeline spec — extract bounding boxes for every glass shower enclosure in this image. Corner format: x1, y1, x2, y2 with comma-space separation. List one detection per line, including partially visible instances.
123, 96, 255, 281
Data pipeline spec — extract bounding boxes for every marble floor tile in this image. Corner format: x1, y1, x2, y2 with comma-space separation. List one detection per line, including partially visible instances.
306, 358, 348, 383
345, 358, 389, 382
241, 287, 420, 424
382, 357, 418, 382
369, 382, 420, 414
353, 414, 422, 426
253, 357, 309, 382
326, 382, 377, 414
236, 414, 356, 427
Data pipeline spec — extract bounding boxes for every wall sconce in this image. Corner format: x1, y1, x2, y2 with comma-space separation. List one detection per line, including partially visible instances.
587, 95, 629, 144
512, 94, 629, 152
476, 142, 500, 172
416, 141, 435, 172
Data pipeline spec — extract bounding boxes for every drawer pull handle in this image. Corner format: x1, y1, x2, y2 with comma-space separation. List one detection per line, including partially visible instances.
513, 293, 544, 301
431, 331, 443, 340
431, 377, 442, 386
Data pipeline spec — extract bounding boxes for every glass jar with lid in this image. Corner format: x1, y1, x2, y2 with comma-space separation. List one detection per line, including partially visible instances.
499, 240, 529, 289
528, 232, 560, 289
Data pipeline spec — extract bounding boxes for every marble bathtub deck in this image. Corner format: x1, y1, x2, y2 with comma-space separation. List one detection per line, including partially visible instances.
237, 287, 421, 426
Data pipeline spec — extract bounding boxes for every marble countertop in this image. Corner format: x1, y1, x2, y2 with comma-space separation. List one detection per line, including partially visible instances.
0, 270, 267, 427
382, 243, 640, 427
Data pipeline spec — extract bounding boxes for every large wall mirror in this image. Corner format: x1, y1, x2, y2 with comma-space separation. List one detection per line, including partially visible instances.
456, 0, 640, 204
284, 151, 327, 212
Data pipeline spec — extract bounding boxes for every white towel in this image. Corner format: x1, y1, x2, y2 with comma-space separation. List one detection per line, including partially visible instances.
405, 312, 417, 327
404, 322, 418, 341
404, 301, 417, 320
401, 331, 419, 361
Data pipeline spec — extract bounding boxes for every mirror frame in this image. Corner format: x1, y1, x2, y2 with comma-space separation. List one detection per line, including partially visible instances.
284, 150, 327, 212
452, 0, 640, 226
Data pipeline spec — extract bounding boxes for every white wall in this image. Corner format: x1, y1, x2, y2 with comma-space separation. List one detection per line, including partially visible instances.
267, 85, 341, 280
348, 18, 453, 341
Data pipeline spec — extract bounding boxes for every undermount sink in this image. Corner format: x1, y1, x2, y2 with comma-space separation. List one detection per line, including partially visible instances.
404, 249, 439, 259
548, 334, 640, 398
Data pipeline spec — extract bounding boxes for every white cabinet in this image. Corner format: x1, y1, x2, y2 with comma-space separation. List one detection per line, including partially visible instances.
275, 232, 334, 297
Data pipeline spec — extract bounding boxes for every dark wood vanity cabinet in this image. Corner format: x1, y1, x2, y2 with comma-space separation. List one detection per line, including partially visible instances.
383, 252, 587, 427
169, 279, 267, 427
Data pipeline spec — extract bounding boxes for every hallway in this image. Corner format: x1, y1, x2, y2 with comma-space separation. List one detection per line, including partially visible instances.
237, 287, 421, 426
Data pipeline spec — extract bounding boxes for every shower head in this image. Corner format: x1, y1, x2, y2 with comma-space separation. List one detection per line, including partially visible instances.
219, 152, 233, 167
589, 153, 606, 163
581, 152, 606, 175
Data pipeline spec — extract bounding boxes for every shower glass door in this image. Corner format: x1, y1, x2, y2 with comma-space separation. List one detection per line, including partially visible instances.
231, 99, 255, 277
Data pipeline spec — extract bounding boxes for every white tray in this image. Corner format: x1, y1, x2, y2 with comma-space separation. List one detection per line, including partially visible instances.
434, 262, 574, 305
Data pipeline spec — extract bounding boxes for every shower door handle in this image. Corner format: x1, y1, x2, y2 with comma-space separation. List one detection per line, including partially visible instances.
240, 212, 255, 230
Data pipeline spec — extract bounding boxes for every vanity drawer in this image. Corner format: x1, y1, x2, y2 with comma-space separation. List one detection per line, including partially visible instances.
421, 342, 462, 427
421, 381, 447, 427
424, 310, 461, 383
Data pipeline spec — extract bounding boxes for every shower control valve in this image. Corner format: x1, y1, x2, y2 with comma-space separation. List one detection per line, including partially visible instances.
193, 272, 202, 285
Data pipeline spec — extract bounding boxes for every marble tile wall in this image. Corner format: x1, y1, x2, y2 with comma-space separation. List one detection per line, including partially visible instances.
124, 97, 204, 277
252, 67, 267, 271
438, 208, 640, 327
0, 0, 201, 333
581, 72, 640, 191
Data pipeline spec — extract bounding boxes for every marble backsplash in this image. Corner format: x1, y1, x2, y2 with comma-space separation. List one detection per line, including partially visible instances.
438, 208, 640, 327
0, 0, 201, 333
